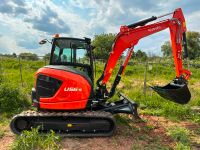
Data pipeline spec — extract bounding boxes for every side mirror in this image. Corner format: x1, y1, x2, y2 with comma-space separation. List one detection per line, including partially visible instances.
39, 39, 47, 45
39, 39, 52, 45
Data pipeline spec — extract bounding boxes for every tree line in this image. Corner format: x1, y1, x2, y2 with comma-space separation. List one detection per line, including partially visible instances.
0, 31, 199, 61
0, 52, 50, 61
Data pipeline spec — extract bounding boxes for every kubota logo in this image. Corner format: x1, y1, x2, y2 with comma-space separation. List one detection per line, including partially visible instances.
64, 87, 82, 92
148, 26, 161, 32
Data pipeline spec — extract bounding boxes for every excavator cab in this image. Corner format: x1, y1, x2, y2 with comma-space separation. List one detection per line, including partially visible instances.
41, 37, 94, 82
50, 37, 94, 81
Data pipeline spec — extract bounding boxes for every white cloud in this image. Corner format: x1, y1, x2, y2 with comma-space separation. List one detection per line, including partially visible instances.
0, 36, 28, 54
187, 11, 200, 32
0, 0, 199, 56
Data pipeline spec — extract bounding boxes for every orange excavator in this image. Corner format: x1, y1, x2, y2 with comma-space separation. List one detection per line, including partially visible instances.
10, 8, 191, 137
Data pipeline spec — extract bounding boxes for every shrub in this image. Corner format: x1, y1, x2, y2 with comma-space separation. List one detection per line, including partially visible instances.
12, 128, 61, 150
0, 74, 3, 84
0, 66, 3, 84
0, 83, 30, 115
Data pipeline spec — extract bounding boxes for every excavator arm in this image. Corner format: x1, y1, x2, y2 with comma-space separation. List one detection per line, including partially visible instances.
96, 8, 191, 104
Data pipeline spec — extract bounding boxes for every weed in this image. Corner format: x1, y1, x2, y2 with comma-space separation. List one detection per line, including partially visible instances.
0, 74, 3, 84
131, 143, 141, 150
138, 134, 149, 141
0, 130, 4, 138
0, 116, 7, 139
195, 128, 200, 135
162, 104, 191, 120
143, 124, 155, 132
115, 115, 132, 126
191, 114, 200, 124
0, 83, 31, 115
0, 115, 9, 125
115, 115, 140, 135
167, 126, 190, 144
141, 109, 163, 116
174, 142, 191, 150
12, 128, 61, 150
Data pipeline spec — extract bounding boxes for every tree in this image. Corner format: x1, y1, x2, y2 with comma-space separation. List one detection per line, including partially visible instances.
132, 49, 147, 61
135, 50, 147, 60
92, 33, 116, 60
161, 31, 200, 59
43, 53, 51, 60
161, 41, 172, 57
0, 53, 17, 58
187, 31, 200, 59
19, 53, 38, 61
12, 53, 17, 58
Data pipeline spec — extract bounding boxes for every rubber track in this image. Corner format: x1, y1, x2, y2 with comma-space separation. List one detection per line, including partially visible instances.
10, 110, 116, 137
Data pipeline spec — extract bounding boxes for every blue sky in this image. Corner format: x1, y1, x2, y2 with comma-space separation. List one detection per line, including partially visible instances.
0, 0, 199, 56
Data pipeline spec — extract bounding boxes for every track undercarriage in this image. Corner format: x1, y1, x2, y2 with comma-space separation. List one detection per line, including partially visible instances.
10, 93, 139, 137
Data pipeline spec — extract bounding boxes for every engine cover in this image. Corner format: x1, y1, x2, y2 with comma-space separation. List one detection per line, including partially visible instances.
34, 65, 93, 110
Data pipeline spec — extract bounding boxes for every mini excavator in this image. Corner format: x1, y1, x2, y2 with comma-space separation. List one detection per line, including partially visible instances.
10, 8, 191, 137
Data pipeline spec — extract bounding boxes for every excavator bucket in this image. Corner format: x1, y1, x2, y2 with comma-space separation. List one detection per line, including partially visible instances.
151, 79, 191, 104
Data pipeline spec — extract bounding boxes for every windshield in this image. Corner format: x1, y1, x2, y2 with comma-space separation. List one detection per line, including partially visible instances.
52, 38, 90, 65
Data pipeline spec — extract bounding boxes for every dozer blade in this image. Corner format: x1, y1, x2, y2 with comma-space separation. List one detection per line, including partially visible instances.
151, 78, 191, 104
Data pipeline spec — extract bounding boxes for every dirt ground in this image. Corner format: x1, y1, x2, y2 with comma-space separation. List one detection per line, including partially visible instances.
1, 115, 200, 150
0, 123, 15, 150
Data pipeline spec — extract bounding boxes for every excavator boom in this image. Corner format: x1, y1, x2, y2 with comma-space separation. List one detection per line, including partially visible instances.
97, 8, 191, 104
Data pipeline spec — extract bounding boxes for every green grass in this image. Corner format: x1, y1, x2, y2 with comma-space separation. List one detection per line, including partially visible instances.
0, 116, 8, 139
12, 128, 61, 150
0, 56, 200, 149
174, 142, 191, 150
0, 82, 31, 116
167, 126, 190, 145
0, 130, 4, 138
1, 56, 200, 121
